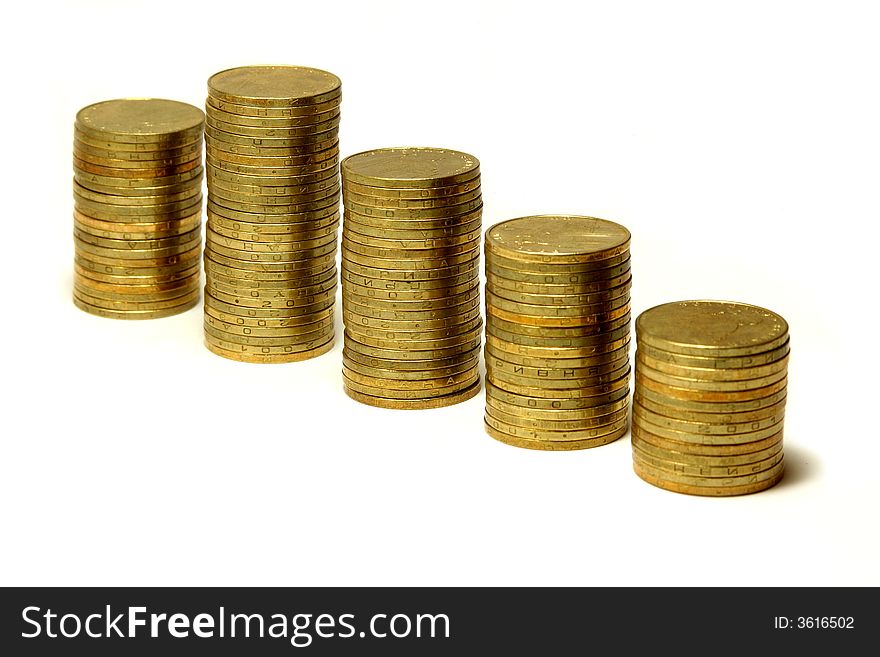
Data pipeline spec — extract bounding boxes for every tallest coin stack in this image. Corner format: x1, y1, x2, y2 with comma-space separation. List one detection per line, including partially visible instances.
203, 66, 341, 363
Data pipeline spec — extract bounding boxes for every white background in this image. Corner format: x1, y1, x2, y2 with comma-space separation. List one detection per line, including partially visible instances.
1, 0, 877, 586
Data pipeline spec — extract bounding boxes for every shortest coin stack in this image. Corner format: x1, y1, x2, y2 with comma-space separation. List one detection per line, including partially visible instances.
632, 300, 790, 496
73, 99, 205, 319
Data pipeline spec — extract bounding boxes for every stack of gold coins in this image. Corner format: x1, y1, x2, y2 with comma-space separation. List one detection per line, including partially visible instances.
203, 65, 341, 363
340, 148, 482, 408
73, 99, 204, 319
483, 216, 632, 449
632, 300, 790, 496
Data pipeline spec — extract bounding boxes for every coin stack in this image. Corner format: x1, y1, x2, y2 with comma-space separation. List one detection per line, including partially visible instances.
483, 216, 632, 450
632, 301, 790, 496
340, 148, 483, 409
203, 65, 341, 363
73, 99, 204, 319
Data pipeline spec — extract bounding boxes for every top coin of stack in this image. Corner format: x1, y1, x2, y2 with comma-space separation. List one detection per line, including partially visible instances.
73, 99, 205, 319
632, 300, 790, 496
203, 66, 341, 363
340, 147, 483, 409
483, 216, 632, 450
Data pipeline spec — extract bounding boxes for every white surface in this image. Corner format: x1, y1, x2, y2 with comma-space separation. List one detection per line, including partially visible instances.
1, 0, 877, 586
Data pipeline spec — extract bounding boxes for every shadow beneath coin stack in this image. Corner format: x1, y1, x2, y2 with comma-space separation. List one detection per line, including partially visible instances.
776, 441, 821, 490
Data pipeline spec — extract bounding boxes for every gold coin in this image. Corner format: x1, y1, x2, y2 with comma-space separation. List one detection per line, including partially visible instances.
205, 336, 334, 364
486, 405, 628, 432
341, 177, 481, 199
341, 268, 477, 292
486, 258, 631, 285
342, 365, 478, 391
204, 302, 334, 328
636, 338, 791, 369
205, 141, 339, 165
207, 199, 338, 224
341, 254, 479, 281
74, 156, 201, 179
75, 98, 204, 143
341, 236, 479, 261
73, 146, 201, 169
485, 351, 628, 380
75, 166, 204, 190
632, 433, 783, 468
341, 248, 480, 272
74, 271, 199, 295
486, 251, 629, 277
485, 333, 630, 359
205, 321, 333, 347
632, 454, 784, 488
632, 400, 785, 436
489, 369, 629, 399
485, 380, 629, 411
205, 227, 336, 252
484, 342, 629, 369
634, 371, 787, 402
633, 392, 786, 424
345, 325, 481, 352
74, 200, 203, 225
73, 183, 201, 209
73, 138, 202, 163
486, 288, 630, 316
207, 209, 339, 232
636, 350, 789, 382
342, 295, 478, 322
342, 215, 483, 240
342, 186, 481, 210
208, 164, 338, 188
73, 278, 199, 308
204, 258, 335, 283
633, 446, 784, 478
343, 379, 481, 409
207, 266, 337, 289
205, 104, 339, 127
486, 270, 633, 297
74, 225, 201, 250
343, 345, 480, 373
636, 301, 789, 357
343, 197, 482, 221
73, 248, 201, 276
342, 352, 478, 380
342, 224, 482, 250
206, 95, 340, 118
205, 313, 333, 338
343, 305, 482, 333
343, 207, 482, 231
74, 212, 201, 240
208, 220, 338, 244
487, 281, 630, 309
205, 240, 336, 263
205, 114, 340, 138
74, 295, 199, 320
485, 422, 626, 451
73, 128, 201, 152
487, 363, 629, 390
486, 322, 630, 347
204, 249, 336, 274
206, 276, 336, 301
209, 190, 339, 215
632, 411, 783, 445
342, 371, 479, 399
74, 287, 199, 311
343, 330, 481, 361
205, 125, 338, 149
632, 423, 784, 456
484, 413, 628, 442
344, 317, 482, 344
632, 462, 784, 496
343, 284, 478, 311
486, 392, 628, 419
342, 148, 479, 188
486, 312, 630, 339
635, 358, 787, 392
206, 285, 334, 310
204, 290, 332, 319
208, 66, 341, 107
486, 215, 630, 264
634, 383, 787, 414
75, 176, 201, 199
208, 176, 339, 199
343, 278, 477, 302
75, 237, 201, 262
206, 155, 338, 178
75, 262, 199, 285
